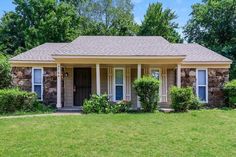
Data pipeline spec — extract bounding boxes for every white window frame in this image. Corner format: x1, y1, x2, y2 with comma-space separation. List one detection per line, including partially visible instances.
32, 67, 43, 101
196, 69, 208, 103
149, 68, 162, 102
113, 67, 126, 102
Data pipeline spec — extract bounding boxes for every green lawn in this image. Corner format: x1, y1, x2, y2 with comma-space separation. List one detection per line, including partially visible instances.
0, 110, 236, 157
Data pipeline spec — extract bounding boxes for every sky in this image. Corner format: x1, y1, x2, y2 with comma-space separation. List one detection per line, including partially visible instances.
0, 0, 202, 36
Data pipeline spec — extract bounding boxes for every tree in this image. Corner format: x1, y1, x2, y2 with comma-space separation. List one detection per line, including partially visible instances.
61, 0, 138, 35
184, 0, 236, 79
0, 0, 80, 55
107, 8, 138, 35
139, 2, 183, 43
0, 55, 11, 89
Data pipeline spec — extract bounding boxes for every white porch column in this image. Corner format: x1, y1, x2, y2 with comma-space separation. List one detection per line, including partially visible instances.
96, 64, 101, 95
177, 64, 181, 88
137, 64, 141, 108
57, 63, 62, 108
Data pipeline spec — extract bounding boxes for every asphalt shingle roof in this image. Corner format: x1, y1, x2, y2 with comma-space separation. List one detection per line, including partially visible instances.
10, 36, 231, 63
55, 36, 184, 56
10, 43, 68, 62
172, 43, 231, 62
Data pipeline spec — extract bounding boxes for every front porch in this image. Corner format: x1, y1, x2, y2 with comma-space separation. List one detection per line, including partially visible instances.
56, 63, 182, 109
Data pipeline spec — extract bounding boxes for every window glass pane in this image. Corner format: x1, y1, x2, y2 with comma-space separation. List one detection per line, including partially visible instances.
34, 69, 42, 84
151, 70, 160, 80
34, 85, 42, 99
198, 70, 206, 85
115, 69, 123, 84
116, 86, 123, 100
198, 86, 206, 101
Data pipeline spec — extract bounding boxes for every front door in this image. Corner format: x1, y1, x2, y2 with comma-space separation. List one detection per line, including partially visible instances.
74, 68, 92, 106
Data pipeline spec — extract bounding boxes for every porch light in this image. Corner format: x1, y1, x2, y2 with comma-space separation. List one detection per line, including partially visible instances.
64, 72, 69, 77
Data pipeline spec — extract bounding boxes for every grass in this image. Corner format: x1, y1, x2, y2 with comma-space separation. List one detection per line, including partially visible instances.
0, 110, 53, 117
0, 110, 236, 157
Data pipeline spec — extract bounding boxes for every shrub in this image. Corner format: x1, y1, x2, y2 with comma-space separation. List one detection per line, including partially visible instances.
83, 95, 132, 114
224, 80, 236, 107
0, 88, 50, 114
111, 100, 131, 113
189, 96, 202, 110
83, 94, 111, 114
170, 86, 200, 112
32, 101, 53, 112
0, 55, 12, 89
133, 76, 160, 112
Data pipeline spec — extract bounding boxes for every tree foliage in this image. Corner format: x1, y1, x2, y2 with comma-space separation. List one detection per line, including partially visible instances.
184, 0, 236, 79
0, 55, 12, 89
139, 2, 183, 43
0, 0, 80, 55
61, 0, 138, 35
0, 0, 184, 56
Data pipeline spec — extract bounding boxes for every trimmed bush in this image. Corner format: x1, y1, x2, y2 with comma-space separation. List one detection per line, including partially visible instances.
83, 94, 111, 114
170, 86, 200, 112
111, 100, 131, 113
0, 55, 12, 89
133, 76, 160, 112
224, 80, 236, 107
0, 88, 49, 114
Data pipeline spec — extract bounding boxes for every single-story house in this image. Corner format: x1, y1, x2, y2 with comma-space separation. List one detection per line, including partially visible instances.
10, 36, 232, 109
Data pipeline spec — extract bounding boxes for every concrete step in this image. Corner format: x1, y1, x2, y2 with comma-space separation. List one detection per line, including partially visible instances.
159, 102, 171, 108
159, 108, 174, 113
57, 106, 83, 113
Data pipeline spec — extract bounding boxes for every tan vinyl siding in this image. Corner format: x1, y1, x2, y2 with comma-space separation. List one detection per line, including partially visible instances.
161, 67, 167, 102
91, 68, 96, 94
101, 68, 108, 94
91, 67, 108, 95
107, 67, 113, 101
64, 68, 73, 106
126, 67, 131, 101
167, 69, 176, 103
131, 68, 137, 108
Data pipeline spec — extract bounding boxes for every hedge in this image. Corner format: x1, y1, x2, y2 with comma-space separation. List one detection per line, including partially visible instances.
0, 88, 48, 114
224, 80, 236, 107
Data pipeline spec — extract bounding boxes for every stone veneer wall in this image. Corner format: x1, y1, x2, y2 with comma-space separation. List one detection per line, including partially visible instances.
12, 67, 64, 107
181, 68, 196, 92
43, 68, 57, 106
12, 67, 32, 92
208, 68, 229, 107
181, 68, 229, 107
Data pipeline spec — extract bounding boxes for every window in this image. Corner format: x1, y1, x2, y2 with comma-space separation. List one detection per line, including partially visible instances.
150, 69, 160, 80
32, 68, 43, 100
197, 69, 208, 103
114, 68, 125, 101
150, 68, 162, 102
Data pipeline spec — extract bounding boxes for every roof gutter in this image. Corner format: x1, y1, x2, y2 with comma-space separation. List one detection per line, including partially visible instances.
52, 55, 186, 59
182, 61, 232, 65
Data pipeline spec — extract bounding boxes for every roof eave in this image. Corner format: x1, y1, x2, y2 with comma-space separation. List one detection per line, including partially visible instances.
51, 55, 186, 59
182, 61, 232, 65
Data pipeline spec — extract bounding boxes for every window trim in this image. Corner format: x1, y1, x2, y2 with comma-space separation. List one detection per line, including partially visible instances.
32, 67, 43, 101
196, 68, 208, 103
149, 68, 162, 102
113, 67, 126, 102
